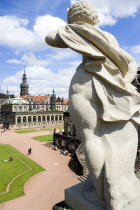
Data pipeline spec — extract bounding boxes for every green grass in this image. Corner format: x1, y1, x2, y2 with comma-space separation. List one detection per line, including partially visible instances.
15, 129, 38, 134
32, 134, 53, 142
40, 128, 54, 131
55, 126, 64, 129
15, 127, 64, 134
0, 144, 45, 203
40, 126, 64, 131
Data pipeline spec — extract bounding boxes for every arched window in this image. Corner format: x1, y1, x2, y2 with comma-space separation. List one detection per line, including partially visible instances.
28, 116, 31, 123
33, 116, 36, 122
17, 117, 21, 124
42, 116, 45, 121
51, 115, 54, 121
14, 106, 17, 112
23, 116, 26, 123
24, 106, 27, 112
47, 116, 50, 121
38, 116, 41, 122
19, 106, 22, 112
59, 115, 62, 121
55, 115, 58, 121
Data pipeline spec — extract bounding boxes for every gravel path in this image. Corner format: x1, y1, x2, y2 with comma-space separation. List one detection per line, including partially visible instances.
0, 130, 79, 210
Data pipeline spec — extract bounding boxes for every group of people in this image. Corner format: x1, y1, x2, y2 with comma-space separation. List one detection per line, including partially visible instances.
52, 145, 69, 156
60, 149, 69, 156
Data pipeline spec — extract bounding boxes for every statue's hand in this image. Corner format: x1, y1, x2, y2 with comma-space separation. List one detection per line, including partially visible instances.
45, 31, 58, 47
45, 31, 68, 48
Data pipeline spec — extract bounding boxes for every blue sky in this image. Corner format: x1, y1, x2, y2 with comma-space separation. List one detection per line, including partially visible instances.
0, 0, 140, 98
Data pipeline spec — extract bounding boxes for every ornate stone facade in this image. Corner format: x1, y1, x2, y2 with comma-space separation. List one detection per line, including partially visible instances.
1, 97, 63, 129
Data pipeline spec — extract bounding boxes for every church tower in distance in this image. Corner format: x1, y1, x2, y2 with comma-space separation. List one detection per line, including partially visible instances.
20, 68, 29, 96
50, 87, 56, 110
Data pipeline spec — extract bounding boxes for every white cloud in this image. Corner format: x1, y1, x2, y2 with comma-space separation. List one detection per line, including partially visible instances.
2, 63, 79, 98
6, 49, 78, 67
130, 45, 140, 66
131, 44, 140, 54
7, 59, 22, 65
33, 15, 66, 40
22, 53, 51, 66
69, 0, 140, 26
0, 15, 66, 52
0, 16, 40, 51
124, 45, 140, 66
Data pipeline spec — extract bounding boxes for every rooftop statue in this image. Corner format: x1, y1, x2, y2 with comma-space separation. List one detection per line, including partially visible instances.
45, 1, 140, 209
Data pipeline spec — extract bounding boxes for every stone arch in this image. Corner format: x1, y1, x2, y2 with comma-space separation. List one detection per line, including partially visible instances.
55, 115, 58, 121
19, 106, 22, 112
38, 116, 41, 122
24, 106, 27, 112
14, 106, 17, 112
23, 116, 26, 123
17, 117, 21, 124
33, 116, 36, 122
59, 115, 62, 121
28, 116, 31, 123
51, 115, 54, 121
42, 116, 45, 121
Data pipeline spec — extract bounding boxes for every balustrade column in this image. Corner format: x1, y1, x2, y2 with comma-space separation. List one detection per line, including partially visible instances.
21, 116, 23, 124
15, 117, 17, 124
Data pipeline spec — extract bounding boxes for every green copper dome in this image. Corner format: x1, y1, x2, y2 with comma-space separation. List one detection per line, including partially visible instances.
3, 97, 27, 105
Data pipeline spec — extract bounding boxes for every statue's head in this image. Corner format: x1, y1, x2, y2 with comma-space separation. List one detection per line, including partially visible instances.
68, 1, 99, 25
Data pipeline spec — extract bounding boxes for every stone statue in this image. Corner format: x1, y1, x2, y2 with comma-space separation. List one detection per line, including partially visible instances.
45, 1, 140, 209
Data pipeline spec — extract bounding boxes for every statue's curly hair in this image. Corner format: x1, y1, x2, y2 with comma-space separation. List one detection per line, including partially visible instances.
68, 1, 99, 25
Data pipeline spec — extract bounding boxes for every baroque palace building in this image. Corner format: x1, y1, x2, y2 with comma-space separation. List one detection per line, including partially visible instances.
1, 70, 68, 129
1, 97, 63, 129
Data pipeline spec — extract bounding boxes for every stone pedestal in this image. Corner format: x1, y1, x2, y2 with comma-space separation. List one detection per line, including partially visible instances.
65, 182, 106, 210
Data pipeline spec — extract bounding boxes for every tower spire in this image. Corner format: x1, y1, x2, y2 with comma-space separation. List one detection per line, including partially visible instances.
53, 85, 55, 94
51, 85, 56, 110
7, 87, 9, 95
20, 67, 29, 96
24, 66, 25, 74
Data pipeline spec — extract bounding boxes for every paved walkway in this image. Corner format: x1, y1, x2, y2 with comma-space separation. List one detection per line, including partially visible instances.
0, 130, 79, 210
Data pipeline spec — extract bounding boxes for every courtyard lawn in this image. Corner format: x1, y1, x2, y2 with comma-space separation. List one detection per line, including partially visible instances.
40, 128, 54, 131
0, 144, 45, 203
32, 134, 53, 142
56, 126, 64, 129
15, 129, 38, 134
40, 126, 64, 131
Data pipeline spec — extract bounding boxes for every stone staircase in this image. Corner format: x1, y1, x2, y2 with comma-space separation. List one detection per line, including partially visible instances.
135, 156, 140, 171
78, 159, 89, 182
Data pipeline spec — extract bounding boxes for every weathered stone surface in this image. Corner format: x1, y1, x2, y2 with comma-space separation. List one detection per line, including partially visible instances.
46, 1, 140, 209
65, 181, 106, 210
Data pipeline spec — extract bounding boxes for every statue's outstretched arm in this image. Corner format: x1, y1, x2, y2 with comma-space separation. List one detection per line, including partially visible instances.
45, 31, 68, 48
120, 49, 137, 84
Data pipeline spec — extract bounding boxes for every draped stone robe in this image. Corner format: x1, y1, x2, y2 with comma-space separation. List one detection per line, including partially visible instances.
57, 22, 140, 124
